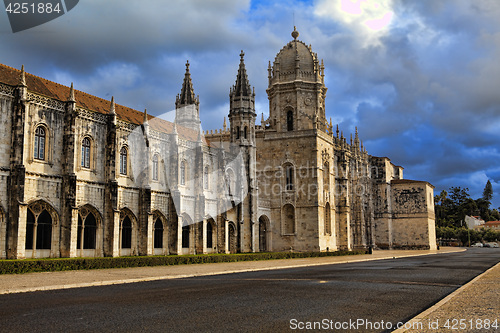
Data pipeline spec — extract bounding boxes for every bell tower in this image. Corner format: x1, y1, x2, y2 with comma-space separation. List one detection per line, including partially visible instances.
228, 50, 258, 252
266, 27, 327, 132
229, 50, 256, 146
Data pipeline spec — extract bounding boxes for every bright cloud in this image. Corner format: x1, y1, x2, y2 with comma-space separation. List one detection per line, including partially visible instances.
314, 0, 394, 45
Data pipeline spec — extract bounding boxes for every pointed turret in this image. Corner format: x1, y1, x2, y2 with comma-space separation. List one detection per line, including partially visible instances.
174, 60, 201, 131
354, 126, 360, 149
143, 108, 148, 124
233, 50, 253, 97
223, 117, 227, 132
175, 60, 199, 108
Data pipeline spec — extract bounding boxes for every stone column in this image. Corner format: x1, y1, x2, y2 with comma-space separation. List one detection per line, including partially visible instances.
68, 207, 79, 258
14, 203, 28, 259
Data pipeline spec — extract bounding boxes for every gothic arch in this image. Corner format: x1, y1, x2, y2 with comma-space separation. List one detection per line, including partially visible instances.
323, 161, 330, 193
282, 162, 295, 191
227, 221, 237, 254
225, 168, 236, 196
119, 207, 138, 256
206, 216, 216, 252
32, 122, 52, 162
181, 213, 194, 254
258, 215, 270, 252
324, 202, 331, 235
77, 204, 103, 257
26, 199, 60, 258
79, 135, 95, 170
152, 210, 168, 255
119, 145, 129, 175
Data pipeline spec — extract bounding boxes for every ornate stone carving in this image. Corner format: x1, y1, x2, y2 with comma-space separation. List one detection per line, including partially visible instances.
0, 83, 14, 97
28, 92, 65, 111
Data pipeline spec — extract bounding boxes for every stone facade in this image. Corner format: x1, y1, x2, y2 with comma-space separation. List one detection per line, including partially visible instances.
0, 28, 436, 259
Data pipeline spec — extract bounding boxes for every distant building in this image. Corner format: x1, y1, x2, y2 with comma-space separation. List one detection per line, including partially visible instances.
0, 28, 437, 259
465, 215, 485, 229
474, 221, 500, 231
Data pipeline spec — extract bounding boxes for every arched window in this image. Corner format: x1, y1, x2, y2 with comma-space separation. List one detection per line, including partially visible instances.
180, 161, 186, 185
121, 216, 132, 248
282, 204, 295, 235
182, 224, 190, 248
120, 147, 128, 175
84, 213, 97, 249
77, 212, 97, 250
206, 221, 213, 249
244, 126, 248, 139
325, 202, 331, 235
226, 169, 235, 196
285, 165, 294, 191
236, 126, 240, 139
34, 126, 46, 160
204, 166, 209, 189
81, 137, 91, 169
152, 155, 159, 181
25, 210, 35, 250
25, 202, 57, 256
323, 162, 329, 192
37, 211, 52, 249
287, 110, 293, 131
154, 218, 163, 249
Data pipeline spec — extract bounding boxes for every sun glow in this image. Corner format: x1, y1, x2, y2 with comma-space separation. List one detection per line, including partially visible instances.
315, 0, 394, 42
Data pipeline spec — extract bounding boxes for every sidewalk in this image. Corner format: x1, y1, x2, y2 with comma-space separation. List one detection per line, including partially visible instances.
394, 260, 500, 333
0, 247, 463, 295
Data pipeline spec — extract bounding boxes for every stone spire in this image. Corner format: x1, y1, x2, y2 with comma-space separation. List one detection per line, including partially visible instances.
223, 117, 227, 131
68, 82, 76, 102
233, 50, 253, 97
19, 65, 26, 86
109, 96, 116, 115
354, 126, 360, 149
143, 108, 148, 124
176, 60, 199, 108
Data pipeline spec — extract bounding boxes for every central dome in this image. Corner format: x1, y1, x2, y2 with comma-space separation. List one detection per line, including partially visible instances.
270, 28, 321, 84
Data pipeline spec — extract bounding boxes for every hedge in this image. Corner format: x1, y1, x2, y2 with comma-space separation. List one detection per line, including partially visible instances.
0, 250, 367, 275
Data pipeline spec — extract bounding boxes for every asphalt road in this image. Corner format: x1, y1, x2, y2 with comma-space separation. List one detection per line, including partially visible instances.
0, 248, 499, 333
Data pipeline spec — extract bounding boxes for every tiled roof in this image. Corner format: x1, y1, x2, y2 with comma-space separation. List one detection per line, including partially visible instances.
0, 63, 201, 142
391, 179, 435, 188
485, 221, 500, 225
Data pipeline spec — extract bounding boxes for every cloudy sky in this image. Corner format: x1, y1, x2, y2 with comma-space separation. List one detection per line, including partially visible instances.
1, 0, 499, 208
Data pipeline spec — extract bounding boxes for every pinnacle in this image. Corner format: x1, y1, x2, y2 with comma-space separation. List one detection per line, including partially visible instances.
176, 60, 197, 107
19, 64, 26, 86
232, 50, 252, 97
68, 82, 76, 102
109, 96, 116, 114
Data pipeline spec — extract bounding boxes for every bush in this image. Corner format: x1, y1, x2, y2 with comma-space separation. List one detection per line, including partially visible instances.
0, 250, 367, 275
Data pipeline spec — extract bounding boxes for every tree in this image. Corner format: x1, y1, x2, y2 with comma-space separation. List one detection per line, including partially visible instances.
482, 180, 493, 202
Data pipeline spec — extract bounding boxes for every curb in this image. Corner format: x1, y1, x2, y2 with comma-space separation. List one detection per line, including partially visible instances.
392, 260, 500, 332
0, 249, 465, 295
